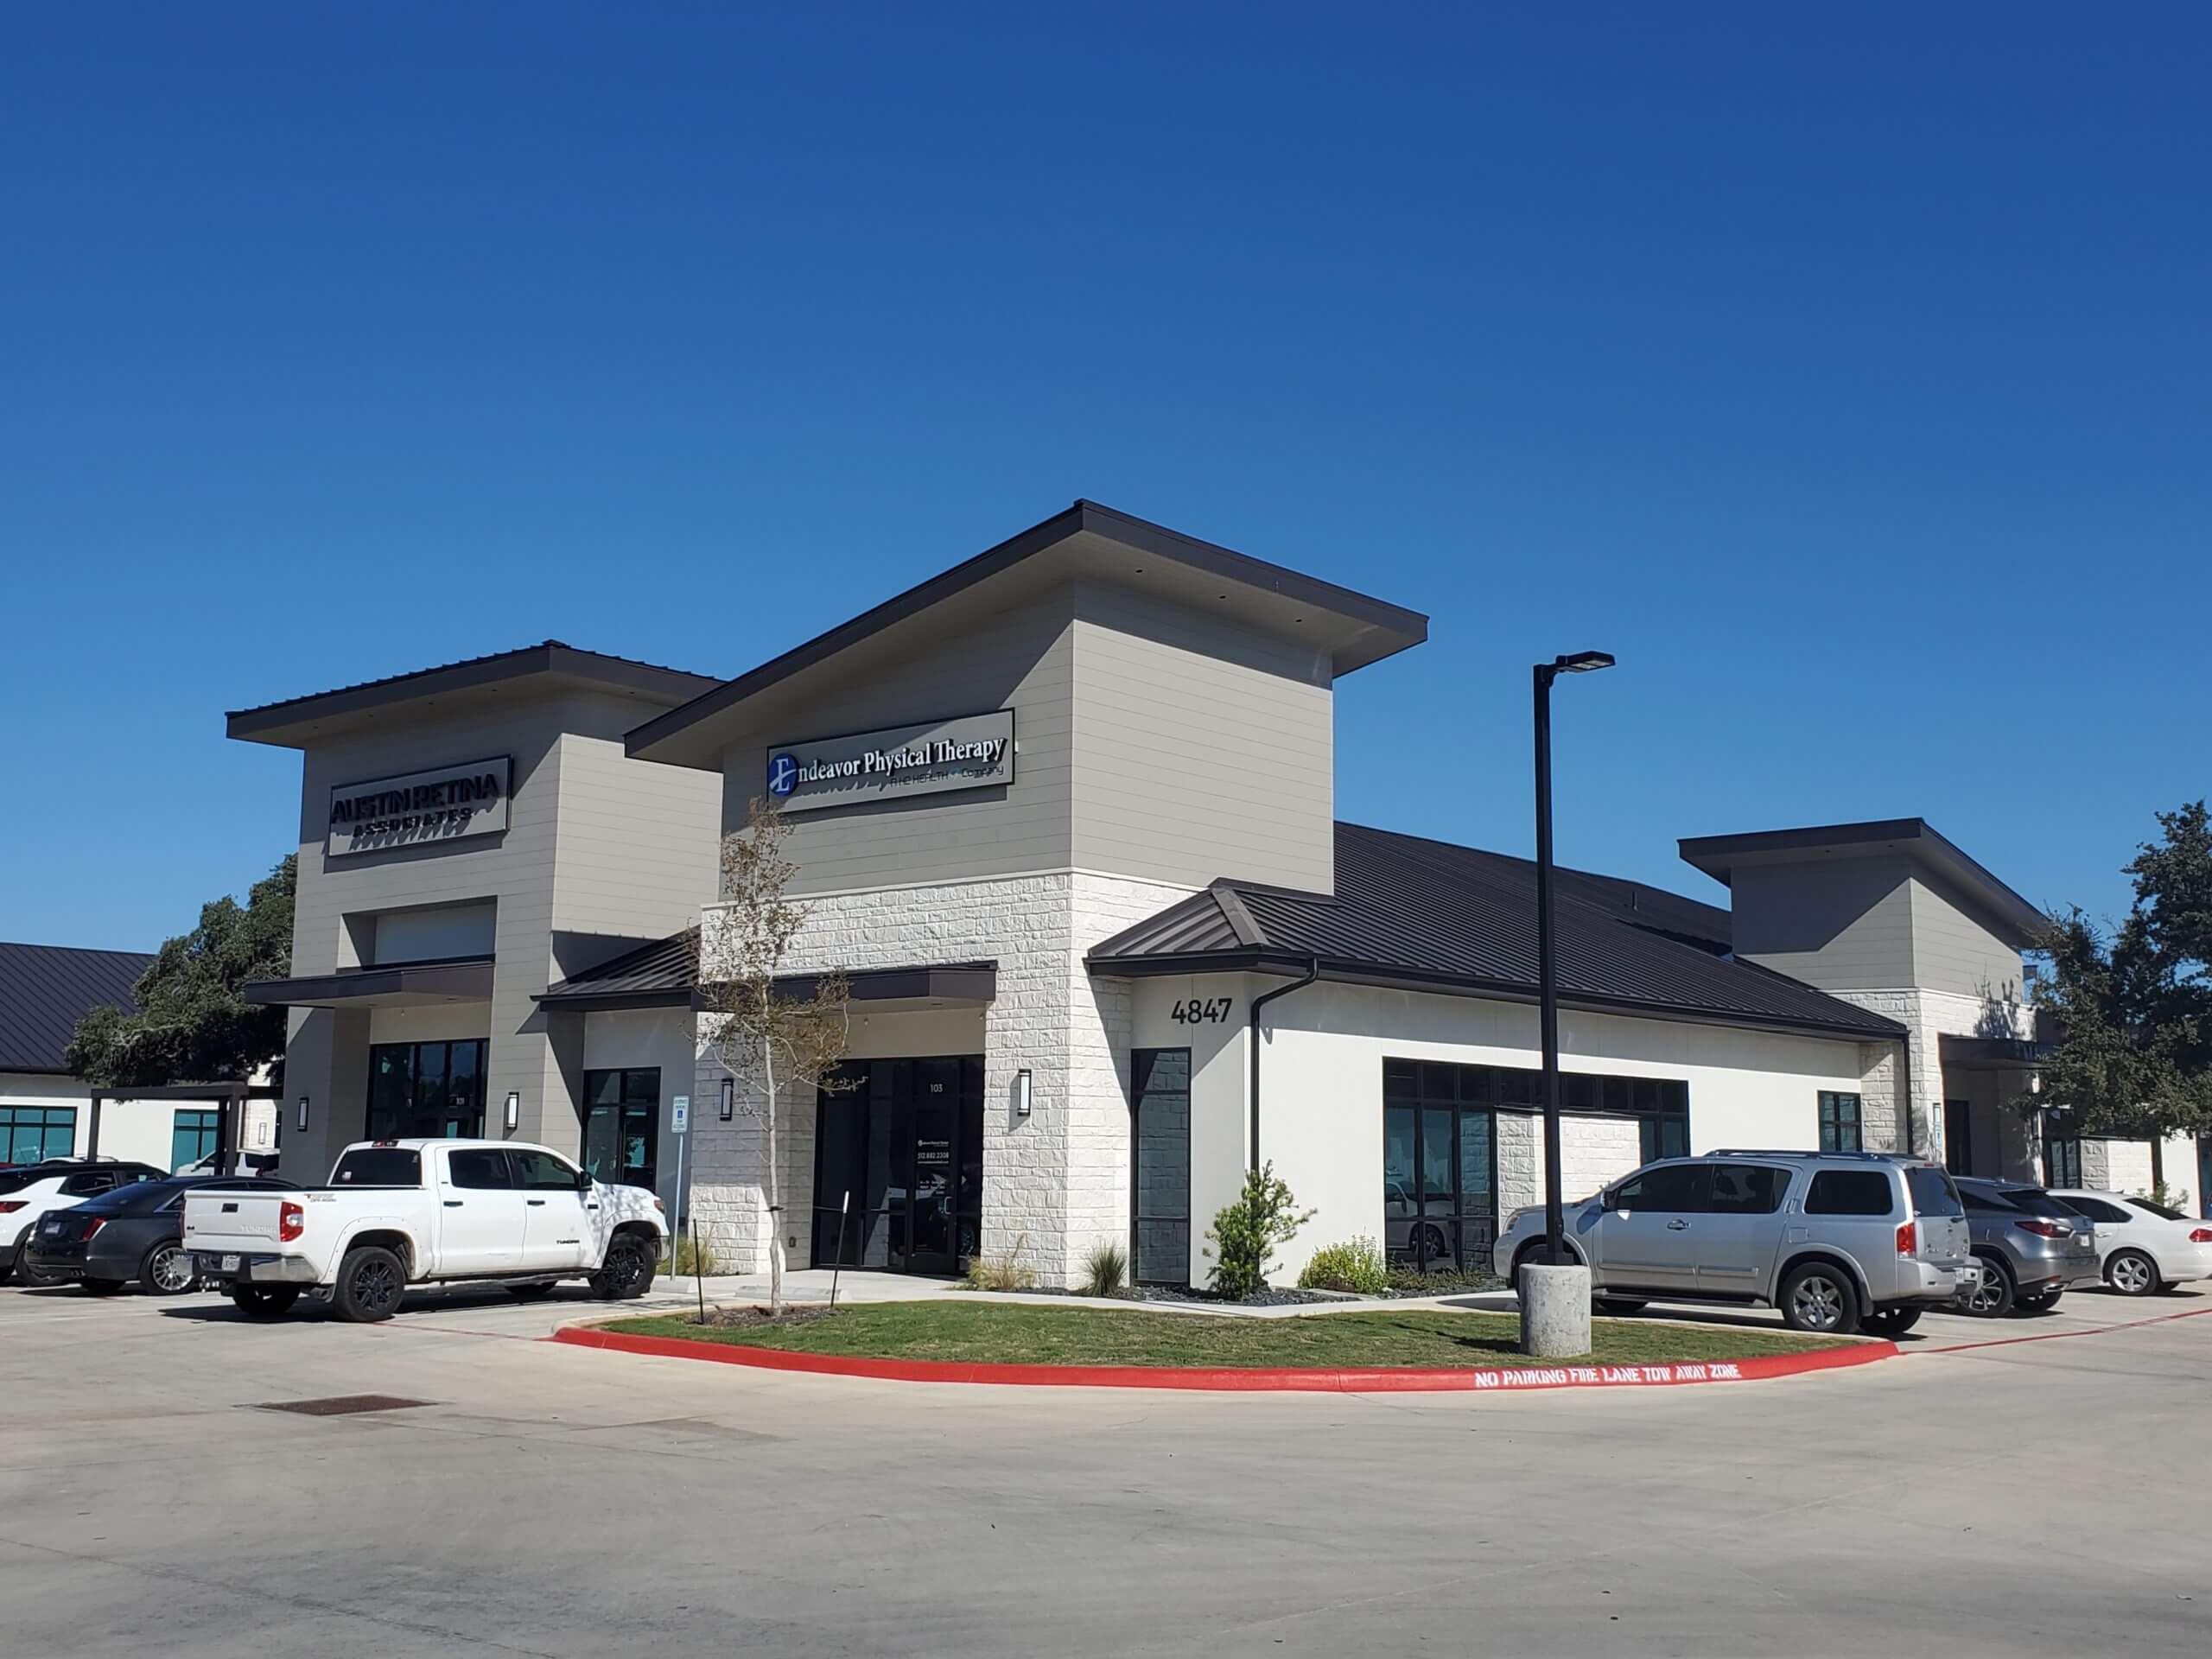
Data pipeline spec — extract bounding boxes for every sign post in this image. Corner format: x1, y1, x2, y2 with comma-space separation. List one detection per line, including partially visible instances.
670, 1095, 690, 1283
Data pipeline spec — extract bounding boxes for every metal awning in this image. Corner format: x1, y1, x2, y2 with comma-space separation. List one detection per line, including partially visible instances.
245, 959, 495, 1010
1938, 1033, 2049, 1073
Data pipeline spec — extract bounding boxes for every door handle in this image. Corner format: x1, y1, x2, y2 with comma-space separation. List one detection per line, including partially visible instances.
527, 1198, 546, 1207
1667, 1219, 1690, 1230
586, 1203, 600, 1211
444, 1200, 463, 1208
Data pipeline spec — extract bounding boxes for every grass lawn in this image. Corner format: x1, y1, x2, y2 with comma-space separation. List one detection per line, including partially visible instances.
603, 1301, 1850, 1369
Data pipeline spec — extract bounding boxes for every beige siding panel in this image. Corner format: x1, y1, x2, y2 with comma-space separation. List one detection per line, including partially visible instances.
1068, 585, 1335, 893
1908, 877, 2028, 1001
715, 591, 1079, 893
1727, 858, 1917, 992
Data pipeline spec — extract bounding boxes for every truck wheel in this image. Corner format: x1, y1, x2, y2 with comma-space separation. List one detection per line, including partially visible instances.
231, 1285, 301, 1319
140, 1242, 198, 1295
589, 1234, 657, 1300
334, 1245, 407, 1323
1779, 1262, 1859, 1334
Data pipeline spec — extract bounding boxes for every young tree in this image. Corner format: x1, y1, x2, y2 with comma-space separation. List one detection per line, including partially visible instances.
699, 798, 852, 1315
66, 855, 296, 1088
2031, 804, 2212, 1181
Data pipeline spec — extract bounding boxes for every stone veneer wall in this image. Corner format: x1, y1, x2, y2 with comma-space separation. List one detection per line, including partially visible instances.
1493, 1112, 1644, 1222
1827, 988, 2033, 1166
684, 869, 1194, 1287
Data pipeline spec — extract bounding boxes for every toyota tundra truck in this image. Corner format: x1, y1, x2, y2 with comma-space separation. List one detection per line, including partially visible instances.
181, 1139, 666, 1321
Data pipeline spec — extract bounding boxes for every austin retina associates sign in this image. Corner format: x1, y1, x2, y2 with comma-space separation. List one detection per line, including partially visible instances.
765, 711, 1014, 813
327, 756, 511, 856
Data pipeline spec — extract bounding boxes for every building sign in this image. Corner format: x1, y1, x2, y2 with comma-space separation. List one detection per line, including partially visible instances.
327, 756, 511, 858
765, 711, 1014, 815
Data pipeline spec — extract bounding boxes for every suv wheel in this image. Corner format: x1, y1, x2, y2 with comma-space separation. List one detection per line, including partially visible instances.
1961, 1254, 2014, 1318
334, 1245, 407, 1323
1779, 1262, 1859, 1335
2105, 1249, 2159, 1297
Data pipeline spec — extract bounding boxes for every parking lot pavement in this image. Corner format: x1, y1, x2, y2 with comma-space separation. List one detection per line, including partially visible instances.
3, 1281, 2209, 1659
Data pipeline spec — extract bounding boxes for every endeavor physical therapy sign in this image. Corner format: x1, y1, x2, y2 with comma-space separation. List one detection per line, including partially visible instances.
766, 711, 1014, 814
327, 756, 510, 857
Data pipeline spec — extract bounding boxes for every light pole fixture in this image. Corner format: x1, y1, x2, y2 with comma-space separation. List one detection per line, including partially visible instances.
719, 1077, 735, 1121
1535, 649, 1615, 1268
296, 1096, 310, 1134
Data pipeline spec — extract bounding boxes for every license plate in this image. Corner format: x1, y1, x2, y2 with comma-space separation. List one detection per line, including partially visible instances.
220, 1255, 240, 1272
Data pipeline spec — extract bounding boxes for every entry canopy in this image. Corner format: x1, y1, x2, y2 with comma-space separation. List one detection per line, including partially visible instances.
534, 929, 996, 1014
625, 499, 1429, 770
245, 959, 496, 1010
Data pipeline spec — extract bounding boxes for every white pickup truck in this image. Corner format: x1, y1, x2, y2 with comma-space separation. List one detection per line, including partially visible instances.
181, 1139, 666, 1322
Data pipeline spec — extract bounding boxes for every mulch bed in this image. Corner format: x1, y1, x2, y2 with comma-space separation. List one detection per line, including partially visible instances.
695, 1304, 837, 1331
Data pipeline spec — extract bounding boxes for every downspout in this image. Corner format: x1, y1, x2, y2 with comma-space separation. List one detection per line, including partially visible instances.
1249, 958, 1320, 1173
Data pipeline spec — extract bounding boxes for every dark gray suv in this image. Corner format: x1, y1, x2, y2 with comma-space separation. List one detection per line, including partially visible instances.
1495, 1150, 1976, 1336
1953, 1178, 2102, 1317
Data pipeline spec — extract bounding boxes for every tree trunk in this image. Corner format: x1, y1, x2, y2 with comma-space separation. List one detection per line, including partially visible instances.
765, 1036, 784, 1317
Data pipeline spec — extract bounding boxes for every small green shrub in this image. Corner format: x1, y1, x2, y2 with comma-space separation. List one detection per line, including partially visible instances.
1385, 1265, 1502, 1295
1080, 1240, 1130, 1299
672, 1228, 722, 1276
963, 1233, 1037, 1292
1298, 1235, 1389, 1295
1204, 1162, 1316, 1300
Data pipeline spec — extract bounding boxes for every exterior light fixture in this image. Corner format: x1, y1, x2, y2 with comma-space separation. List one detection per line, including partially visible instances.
720, 1077, 735, 1121
504, 1091, 520, 1132
1014, 1069, 1033, 1117
1551, 650, 1617, 675
296, 1096, 310, 1133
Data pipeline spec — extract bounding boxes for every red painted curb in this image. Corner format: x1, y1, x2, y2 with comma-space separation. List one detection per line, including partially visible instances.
550, 1324, 1898, 1393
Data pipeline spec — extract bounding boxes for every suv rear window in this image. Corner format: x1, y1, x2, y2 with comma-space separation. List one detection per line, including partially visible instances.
332, 1147, 423, 1186
1904, 1166, 1963, 1217
1996, 1186, 2072, 1218
1804, 1169, 1896, 1217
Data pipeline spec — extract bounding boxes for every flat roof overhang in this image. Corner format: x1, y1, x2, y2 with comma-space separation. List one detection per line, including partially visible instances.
245, 959, 496, 1010
1085, 950, 1908, 1045
1937, 1033, 2050, 1073
625, 500, 1429, 770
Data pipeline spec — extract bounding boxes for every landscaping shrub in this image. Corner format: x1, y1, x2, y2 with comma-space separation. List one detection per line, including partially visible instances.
1204, 1162, 1315, 1299
672, 1228, 722, 1276
963, 1233, 1037, 1291
1081, 1240, 1130, 1298
1298, 1235, 1389, 1295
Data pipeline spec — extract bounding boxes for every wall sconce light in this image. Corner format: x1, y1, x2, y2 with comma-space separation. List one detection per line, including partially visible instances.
720, 1077, 735, 1121
504, 1091, 520, 1132
296, 1096, 310, 1133
1014, 1069, 1033, 1117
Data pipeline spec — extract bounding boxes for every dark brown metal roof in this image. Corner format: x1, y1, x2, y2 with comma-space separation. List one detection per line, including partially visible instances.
0, 942, 156, 1074
1088, 824, 1904, 1041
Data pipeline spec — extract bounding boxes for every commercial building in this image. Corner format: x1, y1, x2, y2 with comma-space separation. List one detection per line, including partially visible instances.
0, 943, 277, 1170
232, 501, 2209, 1284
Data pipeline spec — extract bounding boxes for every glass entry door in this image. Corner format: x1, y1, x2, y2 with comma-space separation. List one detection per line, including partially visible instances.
367, 1040, 488, 1139
813, 1057, 984, 1274
582, 1067, 659, 1192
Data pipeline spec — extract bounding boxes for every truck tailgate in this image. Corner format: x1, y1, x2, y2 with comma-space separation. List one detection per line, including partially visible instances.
181, 1190, 293, 1254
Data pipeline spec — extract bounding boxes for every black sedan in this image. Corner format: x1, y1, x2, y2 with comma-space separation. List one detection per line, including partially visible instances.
23, 1176, 297, 1294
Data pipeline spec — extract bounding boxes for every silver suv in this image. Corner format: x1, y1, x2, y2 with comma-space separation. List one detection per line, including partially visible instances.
1494, 1150, 1977, 1336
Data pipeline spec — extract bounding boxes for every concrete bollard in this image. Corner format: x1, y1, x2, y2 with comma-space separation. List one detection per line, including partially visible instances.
1517, 1261, 1592, 1357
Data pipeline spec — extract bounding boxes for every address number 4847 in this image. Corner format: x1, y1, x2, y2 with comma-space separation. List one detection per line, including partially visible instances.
1170, 997, 1235, 1024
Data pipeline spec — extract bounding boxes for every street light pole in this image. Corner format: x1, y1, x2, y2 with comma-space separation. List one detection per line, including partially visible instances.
1532, 651, 1615, 1269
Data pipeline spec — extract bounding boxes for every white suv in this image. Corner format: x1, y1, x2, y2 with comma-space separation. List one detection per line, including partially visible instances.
1, 1160, 168, 1284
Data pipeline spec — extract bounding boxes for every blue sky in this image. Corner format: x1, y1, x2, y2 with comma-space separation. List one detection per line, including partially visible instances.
3, 5, 2206, 950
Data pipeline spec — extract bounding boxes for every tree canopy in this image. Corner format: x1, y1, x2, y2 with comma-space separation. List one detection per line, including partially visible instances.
65, 855, 296, 1090
2031, 804, 2212, 1138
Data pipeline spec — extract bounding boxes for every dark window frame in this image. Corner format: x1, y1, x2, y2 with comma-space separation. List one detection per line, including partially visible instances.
1818, 1091, 1864, 1154
581, 1065, 661, 1192
2043, 1115, 2083, 1190
365, 1039, 490, 1141
1, 1104, 78, 1164
1129, 1047, 1193, 1287
171, 1108, 219, 1171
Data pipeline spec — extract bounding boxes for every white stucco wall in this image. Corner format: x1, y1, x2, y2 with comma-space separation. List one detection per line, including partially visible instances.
581, 1005, 703, 1217
1128, 978, 1871, 1286
1, 1074, 280, 1173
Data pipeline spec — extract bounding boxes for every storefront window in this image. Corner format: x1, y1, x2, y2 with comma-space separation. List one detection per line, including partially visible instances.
582, 1068, 659, 1192
1, 1106, 76, 1164
170, 1109, 219, 1170
1818, 1091, 1863, 1153
1383, 1059, 1692, 1274
2043, 1114, 2082, 1189
366, 1040, 489, 1139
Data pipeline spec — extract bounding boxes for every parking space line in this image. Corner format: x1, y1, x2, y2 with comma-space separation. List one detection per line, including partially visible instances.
1912, 1303, 2212, 1356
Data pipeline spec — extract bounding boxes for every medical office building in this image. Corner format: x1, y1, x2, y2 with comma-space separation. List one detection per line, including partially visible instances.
230, 500, 2209, 1288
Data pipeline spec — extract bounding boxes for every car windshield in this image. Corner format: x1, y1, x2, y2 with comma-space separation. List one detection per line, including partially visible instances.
2126, 1197, 2187, 1222
1905, 1166, 1964, 1217
331, 1147, 423, 1186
